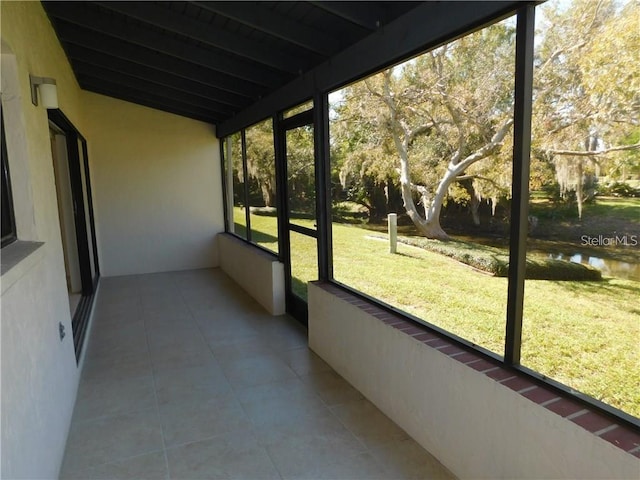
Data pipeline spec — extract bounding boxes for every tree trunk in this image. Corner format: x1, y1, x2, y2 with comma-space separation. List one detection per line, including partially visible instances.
470, 194, 481, 226
576, 160, 584, 219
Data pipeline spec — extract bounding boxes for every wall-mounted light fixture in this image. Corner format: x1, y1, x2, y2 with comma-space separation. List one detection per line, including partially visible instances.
30, 75, 58, 109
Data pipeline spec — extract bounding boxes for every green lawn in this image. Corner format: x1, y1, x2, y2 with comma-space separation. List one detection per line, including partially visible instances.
236, 207, 640, 418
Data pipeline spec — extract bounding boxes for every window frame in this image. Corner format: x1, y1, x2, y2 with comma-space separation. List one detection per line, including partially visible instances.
217, 4, 639, 430
1, 106, 17, 248
221, 116, 281, 259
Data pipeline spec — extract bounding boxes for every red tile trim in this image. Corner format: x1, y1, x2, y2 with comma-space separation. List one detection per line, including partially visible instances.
545, 398, 585, 418
571, 411, 617, 434
522, 387, 559, 405
468, 359, 499, 372
501, 376, 536, 392
452, 352, 482, 364
599, 427, 640, 452
315, 282, 639, 457
438, 344, 467, 356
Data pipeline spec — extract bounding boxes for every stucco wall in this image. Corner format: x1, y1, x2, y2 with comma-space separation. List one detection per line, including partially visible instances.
0, 2, 224, 478
1, 2, 86, 478
218, 234, 285, 315
308, 283, 639, 479
83, 92, 223, 277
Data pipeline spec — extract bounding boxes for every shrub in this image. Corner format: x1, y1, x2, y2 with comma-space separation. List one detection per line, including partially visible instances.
397, 236, 602, 281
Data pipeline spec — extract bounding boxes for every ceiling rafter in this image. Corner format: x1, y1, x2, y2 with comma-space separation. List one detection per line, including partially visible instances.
45, 2, 287, 88
53, 20, 264, 98
64, 44, 248, 108
41, 1, 425, 126
80, 79, 222, 124
73, 63, 236, 116
94, 1, 312, 75
309, 1, 386, 30
194, 1, 340, 56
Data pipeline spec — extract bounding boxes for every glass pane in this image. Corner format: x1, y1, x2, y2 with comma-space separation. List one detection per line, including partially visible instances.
246, 119, 278, 254
229, 132, 247, 238
329, 17, 517, 356
522, 0, 640, 418
286, 125, 316, 226
283, 100, 313, 119
289, 230, 318, 301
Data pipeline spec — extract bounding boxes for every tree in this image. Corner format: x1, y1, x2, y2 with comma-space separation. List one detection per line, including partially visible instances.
532, 0, 640, 217
245, 119, 276, 207
336, 20, 516, 239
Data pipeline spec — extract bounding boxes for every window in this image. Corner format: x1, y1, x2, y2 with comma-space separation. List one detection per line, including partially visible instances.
222, 118, 279, 254
1, 107, 17, 248
521, 0, 640, 419
329, 17, 516, 356
245, 119, 278, 254
219, 1, 638, 424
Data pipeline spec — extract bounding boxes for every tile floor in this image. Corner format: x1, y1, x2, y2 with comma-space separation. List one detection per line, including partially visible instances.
60, 268, 454, 480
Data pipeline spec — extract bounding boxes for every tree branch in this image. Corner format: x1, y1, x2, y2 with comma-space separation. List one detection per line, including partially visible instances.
546, 142, 640, 157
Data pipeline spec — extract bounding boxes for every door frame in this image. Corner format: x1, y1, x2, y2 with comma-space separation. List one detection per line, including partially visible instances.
275, 108, 317, 324
48, 109, 100, 361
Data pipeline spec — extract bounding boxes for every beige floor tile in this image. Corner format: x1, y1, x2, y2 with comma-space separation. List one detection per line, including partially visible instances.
330, 398, 410, 448
258, 408, 367, 451
211, 337, 277, 365
64, 269, 452, 480
220, 353, 297, 389
368, 437, 455, 479
275, 449, 386, 480
88, 321, 148, 358
299, 370, 365, 406
61, 450, 168, 480
153, 363, 231, 405
166, 431, 281, 480
150, 344, 217, 372
146, 325, 208, 352
81, 351, 153, 382
143, 311, 197, 330
276, 346, 333, 376
74, 375, 156, 421
63, 411, 163, 471
159, 394, 252, 447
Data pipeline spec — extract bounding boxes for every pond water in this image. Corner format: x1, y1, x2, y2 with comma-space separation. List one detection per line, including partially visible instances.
548, 252, 640, 282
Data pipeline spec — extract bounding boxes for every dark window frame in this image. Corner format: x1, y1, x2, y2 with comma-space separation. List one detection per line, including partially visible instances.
221, 116, 282, 259
48, 109, 100, 362
217, 4, 638, 429
1, 106, 17, 248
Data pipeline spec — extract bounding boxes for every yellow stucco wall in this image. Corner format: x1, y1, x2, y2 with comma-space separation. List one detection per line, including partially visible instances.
1, 3, 87, 479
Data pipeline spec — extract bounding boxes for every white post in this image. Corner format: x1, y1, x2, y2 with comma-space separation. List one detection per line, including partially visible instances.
388, 213, 397, 254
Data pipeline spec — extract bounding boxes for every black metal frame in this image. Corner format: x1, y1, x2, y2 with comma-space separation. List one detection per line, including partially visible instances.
48, 109, 100, 362
1, 105, 17, 248
220, 118, 282, 258
276, 107, 316, 324
216, 2, 639, 428
240, 129, 252, 242
505, 5, 535, 365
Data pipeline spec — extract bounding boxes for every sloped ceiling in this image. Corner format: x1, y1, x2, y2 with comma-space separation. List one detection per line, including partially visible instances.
43, 1, 421, 125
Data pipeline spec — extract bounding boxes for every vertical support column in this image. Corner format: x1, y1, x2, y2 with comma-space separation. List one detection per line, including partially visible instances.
241, 129, 251, 241
314, 92, 332, 281
505, 5, 535, 365
225, 137, 235, 234
388, 213, 398, 254
273, 112, 288, 265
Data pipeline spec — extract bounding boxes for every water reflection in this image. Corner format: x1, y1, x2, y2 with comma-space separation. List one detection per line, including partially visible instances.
549, 253, 639, 282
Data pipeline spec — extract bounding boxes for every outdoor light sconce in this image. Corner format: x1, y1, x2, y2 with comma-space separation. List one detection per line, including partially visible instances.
30, 74, 58, 109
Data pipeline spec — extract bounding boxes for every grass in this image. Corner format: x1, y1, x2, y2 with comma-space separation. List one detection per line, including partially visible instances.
233, 206, 640, 418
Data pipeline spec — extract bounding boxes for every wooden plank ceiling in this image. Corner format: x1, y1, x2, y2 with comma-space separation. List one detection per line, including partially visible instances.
42, 1, 421, 125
